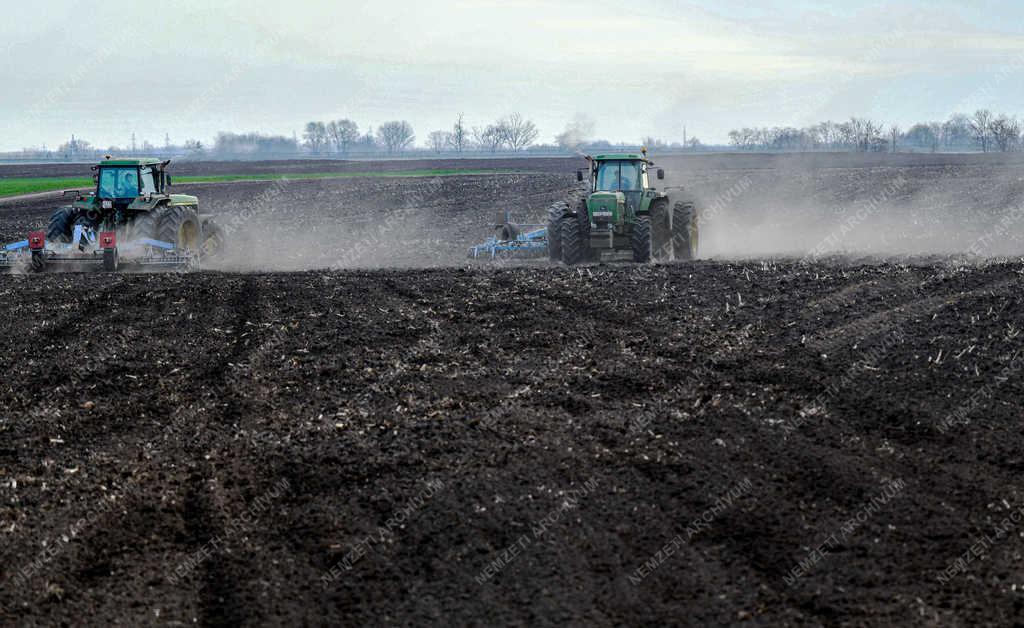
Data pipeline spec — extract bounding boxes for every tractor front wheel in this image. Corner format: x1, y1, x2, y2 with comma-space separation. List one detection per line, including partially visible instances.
574, 198, 594, 263
632, 216, 652, 263
560, 215, 586, 265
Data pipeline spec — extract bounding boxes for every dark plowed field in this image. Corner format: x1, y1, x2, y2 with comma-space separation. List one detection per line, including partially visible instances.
2, 155, 1024, 625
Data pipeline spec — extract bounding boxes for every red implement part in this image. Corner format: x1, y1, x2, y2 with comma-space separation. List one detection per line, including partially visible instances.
28, 232, 45, 250
100, 231, 116, 250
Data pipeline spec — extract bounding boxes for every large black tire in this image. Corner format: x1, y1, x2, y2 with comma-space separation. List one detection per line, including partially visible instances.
632, 216, 651, 263
46, 207, 79, 243
671, 201, 699, 261
649, 200, 672, 262
574, 198, 594, 262
127, 210, 160, 243
157, 205, 202, 253
103, 249, 118, 272
547, 202, 567, 262
560, 215, 586, 265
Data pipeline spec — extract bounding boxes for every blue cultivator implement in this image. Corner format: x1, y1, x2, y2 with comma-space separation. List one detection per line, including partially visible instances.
468, 211, 549, 260
0, 224, 195, 273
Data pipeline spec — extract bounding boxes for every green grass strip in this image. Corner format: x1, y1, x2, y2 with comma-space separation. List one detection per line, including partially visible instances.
0, 169, 528, 198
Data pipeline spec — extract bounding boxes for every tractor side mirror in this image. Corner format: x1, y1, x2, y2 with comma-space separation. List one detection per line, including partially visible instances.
576, 170, 584, 182
657, 169, 665, 180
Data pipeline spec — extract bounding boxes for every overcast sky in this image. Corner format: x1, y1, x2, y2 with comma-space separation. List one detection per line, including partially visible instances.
3, 0, 1024, 151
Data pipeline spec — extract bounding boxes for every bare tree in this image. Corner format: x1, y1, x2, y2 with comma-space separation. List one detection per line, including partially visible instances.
326, 119, 359, 155
500, 113, 539, 151
377, 120, 415, 154
450, 114, 468, 154
889, 125, 900, 153
971, 109, 994, 152
473, 125, 505, 153
927, 122, 944, 152
943, 114, 971, 149
427, 130, 451, 153
904, 123, 937, 151
989, 114, 1021, 152
303, 121, 328, 154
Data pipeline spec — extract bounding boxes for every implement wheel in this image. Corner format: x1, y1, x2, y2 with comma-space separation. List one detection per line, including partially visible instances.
30, 251, 46, 273
103, 249, 118, 272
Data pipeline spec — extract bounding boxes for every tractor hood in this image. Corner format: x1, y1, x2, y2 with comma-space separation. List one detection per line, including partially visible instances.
587, 191, 624, 224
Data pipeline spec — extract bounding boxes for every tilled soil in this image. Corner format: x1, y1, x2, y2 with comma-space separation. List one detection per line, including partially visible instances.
1, 260, 1023, 626
2, 157, 1024, 625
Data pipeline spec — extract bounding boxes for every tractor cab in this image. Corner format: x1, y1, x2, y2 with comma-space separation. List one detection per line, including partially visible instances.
90, 157, 172, 208
576, 152, 666, 222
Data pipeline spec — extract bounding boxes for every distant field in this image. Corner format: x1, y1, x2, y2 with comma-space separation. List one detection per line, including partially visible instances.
0, 169, 516, 198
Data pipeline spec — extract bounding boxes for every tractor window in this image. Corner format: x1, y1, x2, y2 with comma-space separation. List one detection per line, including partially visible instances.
595, 161, 642, 192
619, 162, 641, 191
139, 167, 157, 195
97, 167, 141, 198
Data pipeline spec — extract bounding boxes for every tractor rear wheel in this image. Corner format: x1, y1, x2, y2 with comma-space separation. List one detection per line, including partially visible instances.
127, 210, 160, 244
671, 201, 699, 261
560, 215, 586, 265
46, 207, 78, 243
547, 202, 567, 262
157, 206, 202, 253
650, 200, 672, 262
632, 216, 652, 263
201, 220, 227, 260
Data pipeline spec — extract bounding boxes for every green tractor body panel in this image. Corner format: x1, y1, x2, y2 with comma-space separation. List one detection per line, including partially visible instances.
587, 191, 624, 224
582, 155, 667, 240
168, 194, 199, 206
98, 158, 163, 167
593, 153, 644, 161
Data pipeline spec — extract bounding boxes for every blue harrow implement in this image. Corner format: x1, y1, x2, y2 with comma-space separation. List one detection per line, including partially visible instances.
468, 211, 549, 260
1, 223, 196, 273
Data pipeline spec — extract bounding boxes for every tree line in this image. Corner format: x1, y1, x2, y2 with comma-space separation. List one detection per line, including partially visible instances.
729, 110, 1024, 153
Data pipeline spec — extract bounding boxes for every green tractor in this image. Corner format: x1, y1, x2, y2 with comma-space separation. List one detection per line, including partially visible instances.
547, 151, 698, 264
33, 157, 225, 271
